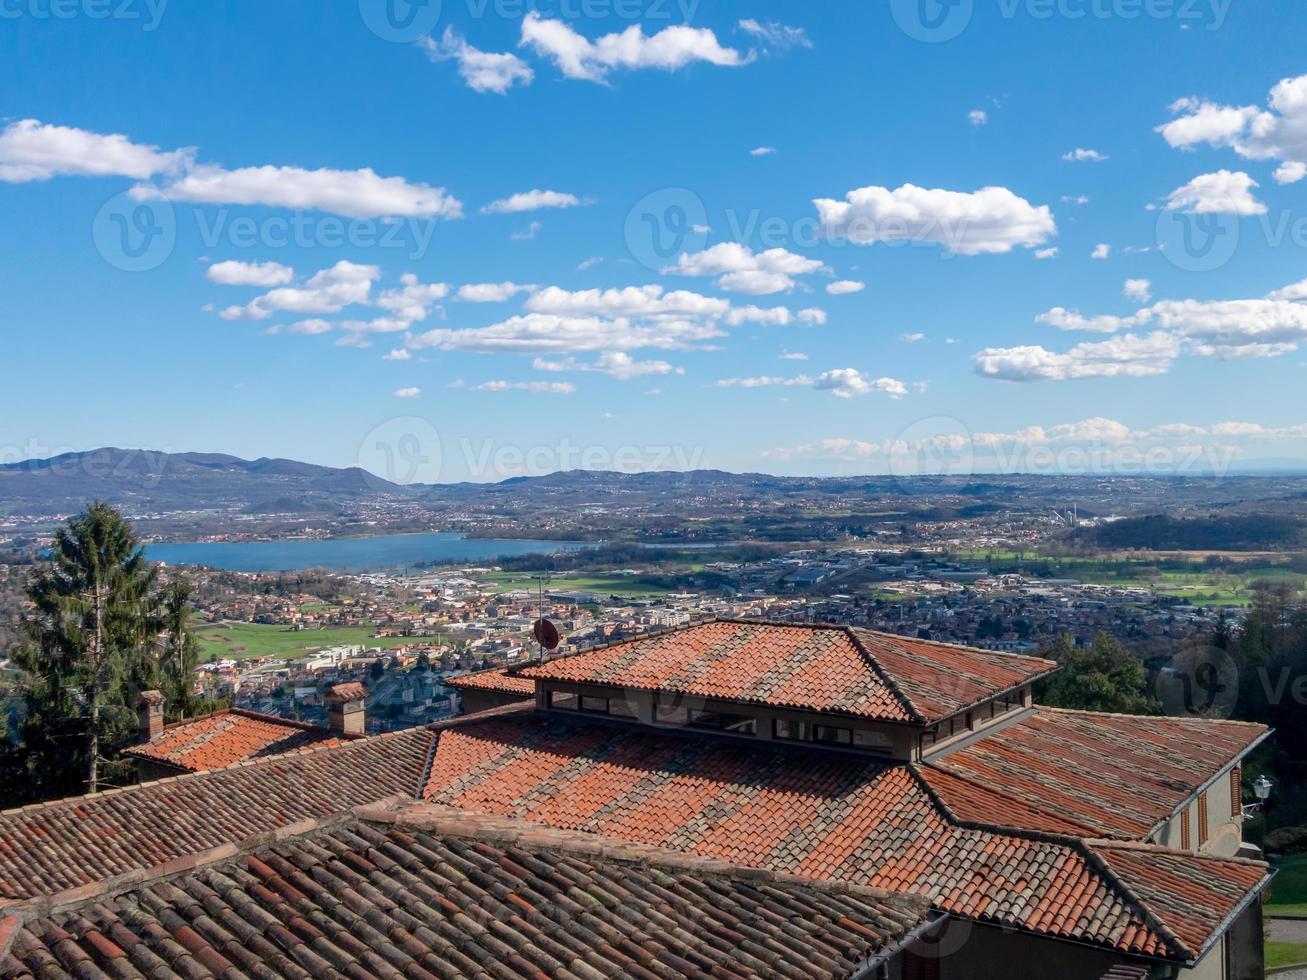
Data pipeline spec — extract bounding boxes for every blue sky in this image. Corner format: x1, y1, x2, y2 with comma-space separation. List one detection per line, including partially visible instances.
3, 0, 1307, 482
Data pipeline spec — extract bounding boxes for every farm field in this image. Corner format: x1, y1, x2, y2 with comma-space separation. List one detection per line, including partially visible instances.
194, 622, 440, 662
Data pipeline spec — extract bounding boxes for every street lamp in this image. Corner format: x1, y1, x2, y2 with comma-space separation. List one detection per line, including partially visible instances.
1242, 774, 1273, 819
1254, 775, 1273, 803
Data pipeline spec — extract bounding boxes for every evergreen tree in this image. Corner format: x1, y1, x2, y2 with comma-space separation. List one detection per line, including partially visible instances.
1036, 632, 1160, 715
157, 577, 199, 718
16, 502, 159, 796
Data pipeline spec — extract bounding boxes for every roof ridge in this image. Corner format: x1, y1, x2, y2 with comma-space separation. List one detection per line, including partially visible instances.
0, 800, 407, 921
1039, 705, 1269, 731
852, 625, 1058, 668
905, 763, 1192, 962
1087, 837, 1273, 868
843, 627, 927, 723
371, 802, 932, 913
918, 761, 1106, 838
0, 723, 428, 819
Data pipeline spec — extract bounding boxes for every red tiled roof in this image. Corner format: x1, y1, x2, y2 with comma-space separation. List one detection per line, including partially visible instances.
444, 665, 536, 697
928, 707, 1269, 839
1, 812, 932, 980
418, 710, 1266, 963
0, 725, 434, 901
516, 620, 1055, 723
121, 708, 348, 773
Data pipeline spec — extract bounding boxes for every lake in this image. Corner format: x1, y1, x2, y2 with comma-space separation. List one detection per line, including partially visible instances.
146, 532, 595, 572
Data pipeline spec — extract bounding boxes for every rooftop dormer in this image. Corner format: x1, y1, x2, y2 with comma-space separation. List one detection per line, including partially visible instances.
511, 618, 1058, 762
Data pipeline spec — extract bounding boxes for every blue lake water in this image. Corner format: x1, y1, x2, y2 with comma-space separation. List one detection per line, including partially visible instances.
146, 533, 595, 572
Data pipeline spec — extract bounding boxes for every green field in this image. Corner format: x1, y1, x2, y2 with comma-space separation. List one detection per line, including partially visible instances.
1268, 854, 1307, 917
1267, 941, 1307, 969
194, 622, 438, 662
478, 571, 673, 598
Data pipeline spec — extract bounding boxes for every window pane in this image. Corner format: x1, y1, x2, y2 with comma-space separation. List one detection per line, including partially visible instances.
814, 725, 851, 745
580, 696, 608, 713
853, 729, 893, 754
722, 715, 757, 736
657, 704, 689, 725
608, 698, 639, 719
549, 690, 579, 710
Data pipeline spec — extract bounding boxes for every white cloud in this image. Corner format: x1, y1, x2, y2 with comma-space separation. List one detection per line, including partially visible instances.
814, 368, 908, 399
813, 183, 1055, 255
798, 307, 827, 326
715, 374, 812, 389
737, 19, 811, 53
0, 119, 192, 183
764, 416, 1307, 467
474, 380, 576, 394
1165, 169, 1265, 214
1276, 161, 1307, 184
1091, 243, 1111, 259
901, 332, 925, 343
1036, 306, 1148, 333
456, 281, 537, 302
664, 242, 825, 294
532, 351, 678, 380
780, 351, 809, 360
973, 331, 1181, 381
1061, 195, 1089, 205
1156, 77, 1307, 182
218, 260, 379, 320
1123, 278, 1152, 302
142, 163, 461, 219
749, 146, 777, 156
394, 387, 422, 398
968, 109, 988, 126
419, 27, 533, 94
1062, 148, 1108, 162
288, 319, 333, 335
1035, 247, 1059, 259
383, 348, 412, 360
520, 12, 750, 83
577, 256, 603, 271
826, 280, 865, 295
408, 313, 724, 354
372, 273, 449, 323
525, 284, 729, 318
482, 188, 585, 214
206, 260, 294, 287
511, 220, 543, 240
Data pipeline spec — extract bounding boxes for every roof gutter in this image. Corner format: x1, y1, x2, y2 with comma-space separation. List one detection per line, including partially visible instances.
848, 910, 948, 980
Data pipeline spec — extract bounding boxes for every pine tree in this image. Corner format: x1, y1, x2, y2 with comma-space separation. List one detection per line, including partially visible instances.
18, 502, 158, 795
157, 577, 199, 719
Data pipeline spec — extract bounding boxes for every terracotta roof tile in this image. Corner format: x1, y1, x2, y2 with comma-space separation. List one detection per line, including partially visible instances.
0, 726, 434, 901
122, 708, 348, 773
0, 815, 932, 980
929, 707, 1268, 839
517, 620, 1055, 723
444, 665, 536, 697
418, 711, 1267, 964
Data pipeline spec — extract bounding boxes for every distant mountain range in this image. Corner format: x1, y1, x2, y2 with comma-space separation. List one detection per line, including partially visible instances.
3, 447, 1306, 521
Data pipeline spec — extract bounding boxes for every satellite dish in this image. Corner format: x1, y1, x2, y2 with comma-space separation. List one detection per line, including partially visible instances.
533, 618, 561, 651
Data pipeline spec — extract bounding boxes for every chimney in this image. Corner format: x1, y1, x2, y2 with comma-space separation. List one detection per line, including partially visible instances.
326, 682, 368, 736
137, 689, 165, 742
